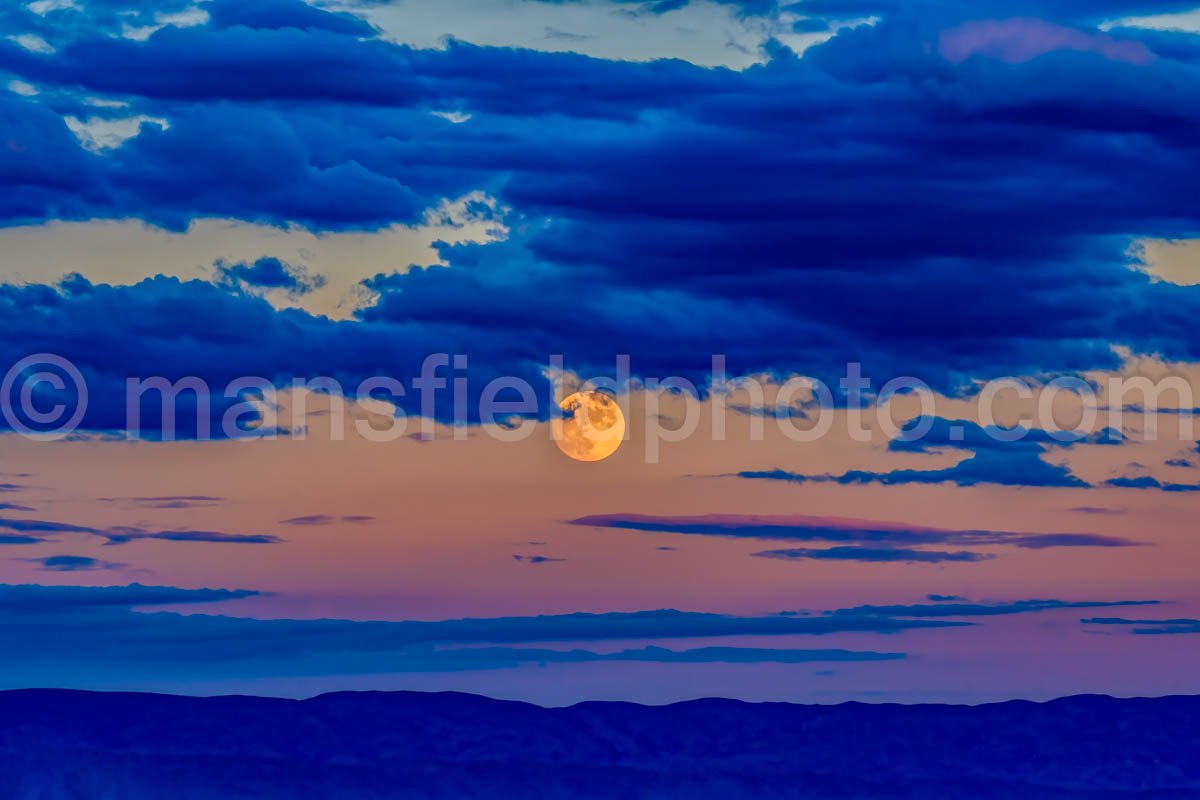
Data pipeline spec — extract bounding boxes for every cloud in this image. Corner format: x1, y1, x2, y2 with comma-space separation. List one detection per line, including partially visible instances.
101, 495, 225, 509
0, 514, 282, 545
281, 514, 336, 526
512, 554, 566, 564
0, 583, 1157, 685
215, 256, 327, 298
572, 513, 1141, 551
1103, 475, 1200, 491
1081, 617, 1200, 634
0, 534, 42, 545
4, 8, 1200, 433
830, 598, 1160, 618
99, 529, 283, 545
0, 503, 35, 511
0, 515, 94, 534
21, 554, 126, 571
0, 582, 257, 611
738, 418, 1135, 490
753, 546, 994, 563
409, 644, 905, 670
280, 514, 375, 526
0, 582, 935, 684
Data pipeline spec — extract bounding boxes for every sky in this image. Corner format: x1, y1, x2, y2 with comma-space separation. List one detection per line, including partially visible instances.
1, 0, 1200, 705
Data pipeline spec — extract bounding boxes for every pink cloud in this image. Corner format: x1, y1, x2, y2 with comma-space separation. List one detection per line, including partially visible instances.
938, 18, 1155, 66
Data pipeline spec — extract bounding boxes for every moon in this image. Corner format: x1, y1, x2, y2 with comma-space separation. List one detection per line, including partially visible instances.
553, 391, 625, 462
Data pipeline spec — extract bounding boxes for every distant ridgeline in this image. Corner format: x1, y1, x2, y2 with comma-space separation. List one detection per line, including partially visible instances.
1, 690, 1199, 799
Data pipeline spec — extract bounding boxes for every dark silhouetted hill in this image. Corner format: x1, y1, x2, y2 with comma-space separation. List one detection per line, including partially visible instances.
1, 689, 1198, 798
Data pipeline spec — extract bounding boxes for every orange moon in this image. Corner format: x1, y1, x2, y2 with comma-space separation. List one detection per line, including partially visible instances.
553, 391, 625, 462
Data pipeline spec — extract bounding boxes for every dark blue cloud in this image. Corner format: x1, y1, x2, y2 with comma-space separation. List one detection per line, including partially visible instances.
101, 495, 225, 510
280, 514, 374, 526
0, 582, 1158, 685
281, 514, 336, 526
753, 546, 994, 563
1082, 617, 1200, 634
485, 644, 904, 665
289, 643, 906, 671
0, 515, 94, 534
1104, 476, 1200, 492
215, 257, 326, 298
749, 456, 1085, 489
0, 581, 940, 685
573, 513, 1140, 549
889, 417, 1124, 452
0, 582, 257, 611
738, 418, 1145, 489
0, 513, 281, 545
99, 529, 283, 545
512, 554, 567, 564
0, 534, 42, 545
2, 4, 1200, 434
21, 554, 126, 572
0, 273, 561, 433
831, 598, 1160, 618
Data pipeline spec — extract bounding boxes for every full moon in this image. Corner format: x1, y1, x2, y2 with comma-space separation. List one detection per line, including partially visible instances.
553, 391, 625, 462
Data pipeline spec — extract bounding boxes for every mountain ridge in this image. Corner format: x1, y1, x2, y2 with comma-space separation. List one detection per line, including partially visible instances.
1, 688, 1198, 798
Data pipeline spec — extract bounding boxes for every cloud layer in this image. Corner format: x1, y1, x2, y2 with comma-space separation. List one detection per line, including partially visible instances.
3, 0, 1200, 432
0, 582, 1154, 686
572, 513, 1141, 564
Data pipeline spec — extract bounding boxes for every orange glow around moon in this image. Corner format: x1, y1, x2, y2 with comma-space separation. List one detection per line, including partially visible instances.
553, 391, 625, 462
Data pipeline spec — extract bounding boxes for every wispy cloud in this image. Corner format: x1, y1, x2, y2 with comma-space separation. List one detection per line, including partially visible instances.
0, 534, 42, 545
513, 554, 566, 564
754, 547, 994, 564
1082, 617, 1200, 634
735, 418, 1149, 491
101, 495, 225, 510
20, 555, 126, 572
100, 529, 282, 545
395, 645, 905, 671
1103, 476, 1200, 492
0, 583, 930, 685
0, 516, 281, 546
280, 514, 375, 526
831, 599, 1160, 619
572, 513, 1140, 553
0, 516, 94, 534
0, 584, 1154, 687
